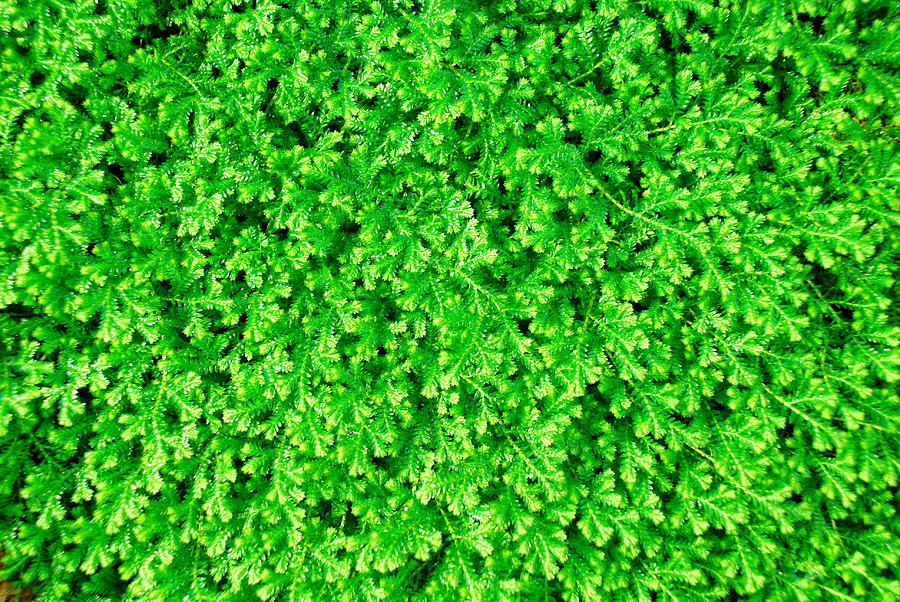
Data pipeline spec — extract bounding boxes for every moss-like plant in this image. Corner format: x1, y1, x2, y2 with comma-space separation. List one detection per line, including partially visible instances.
1, 0, 898, 600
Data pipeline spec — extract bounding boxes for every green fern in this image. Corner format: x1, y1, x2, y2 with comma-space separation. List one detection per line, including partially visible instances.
1, 0, 898, 600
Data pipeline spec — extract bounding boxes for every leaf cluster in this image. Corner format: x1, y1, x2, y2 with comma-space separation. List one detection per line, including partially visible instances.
1, 0, 898, 600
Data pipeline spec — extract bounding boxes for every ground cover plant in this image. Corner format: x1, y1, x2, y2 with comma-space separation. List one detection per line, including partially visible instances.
1, 0, 899, 600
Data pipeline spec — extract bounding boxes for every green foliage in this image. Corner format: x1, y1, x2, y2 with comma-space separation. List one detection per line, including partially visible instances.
1, 0, 899, 599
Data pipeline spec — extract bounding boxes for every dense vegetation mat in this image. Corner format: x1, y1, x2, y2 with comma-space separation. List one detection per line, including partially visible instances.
1, 0, 899, 600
